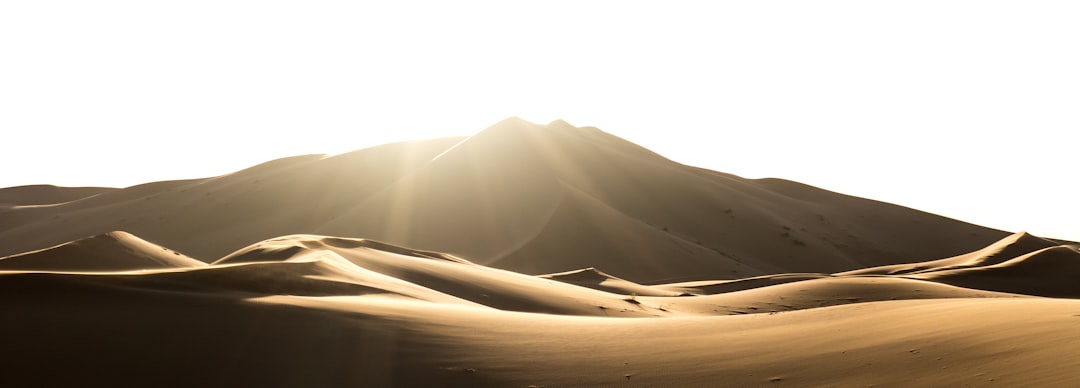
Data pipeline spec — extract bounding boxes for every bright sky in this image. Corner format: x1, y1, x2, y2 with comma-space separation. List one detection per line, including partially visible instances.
2, 1, 1077, 240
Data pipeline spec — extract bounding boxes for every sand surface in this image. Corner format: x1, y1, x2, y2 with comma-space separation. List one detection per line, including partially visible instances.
2, 119, 1077, 387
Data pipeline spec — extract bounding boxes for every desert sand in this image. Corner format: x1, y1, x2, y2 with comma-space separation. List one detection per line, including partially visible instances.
2, 119, 1078, 387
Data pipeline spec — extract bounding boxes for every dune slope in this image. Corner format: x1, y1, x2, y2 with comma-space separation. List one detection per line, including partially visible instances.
0, 184, 114, 206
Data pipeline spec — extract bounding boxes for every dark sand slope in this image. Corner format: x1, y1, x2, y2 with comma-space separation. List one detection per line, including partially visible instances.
0, 118, 1011, 282
0, 184, 114, 207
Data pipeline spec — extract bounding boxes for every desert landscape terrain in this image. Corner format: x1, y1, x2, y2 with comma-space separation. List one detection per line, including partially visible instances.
3, 118, 1079, 387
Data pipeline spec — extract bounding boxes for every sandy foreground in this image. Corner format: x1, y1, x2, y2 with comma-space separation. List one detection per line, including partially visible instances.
2, 230, 1079, 387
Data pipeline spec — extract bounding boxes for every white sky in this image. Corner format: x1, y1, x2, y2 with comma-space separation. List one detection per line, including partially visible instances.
2, 1, 1077, 240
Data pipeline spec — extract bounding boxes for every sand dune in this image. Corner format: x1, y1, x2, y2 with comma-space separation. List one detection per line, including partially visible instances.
0, 118, 1010, 282
839, 231, 1059, 276
0, 231, 204, 271
913, 245, 1080, 298
0, 229, 1077, 386
835, 231, 1080, 298
212, 234, 661, 316
2, 118, 1077, 386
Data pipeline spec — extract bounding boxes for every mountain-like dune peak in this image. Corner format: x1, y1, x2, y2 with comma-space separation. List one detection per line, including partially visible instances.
912, 245, 1080, 298
323, 118, 1012, 281
0, 231, 204, 271
839, 231, 1059, 276
312, 118, 573, 261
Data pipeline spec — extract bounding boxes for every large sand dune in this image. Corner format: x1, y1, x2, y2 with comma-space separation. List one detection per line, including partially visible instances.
2, 119, 1077, 386
0, 118, 1009, 282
